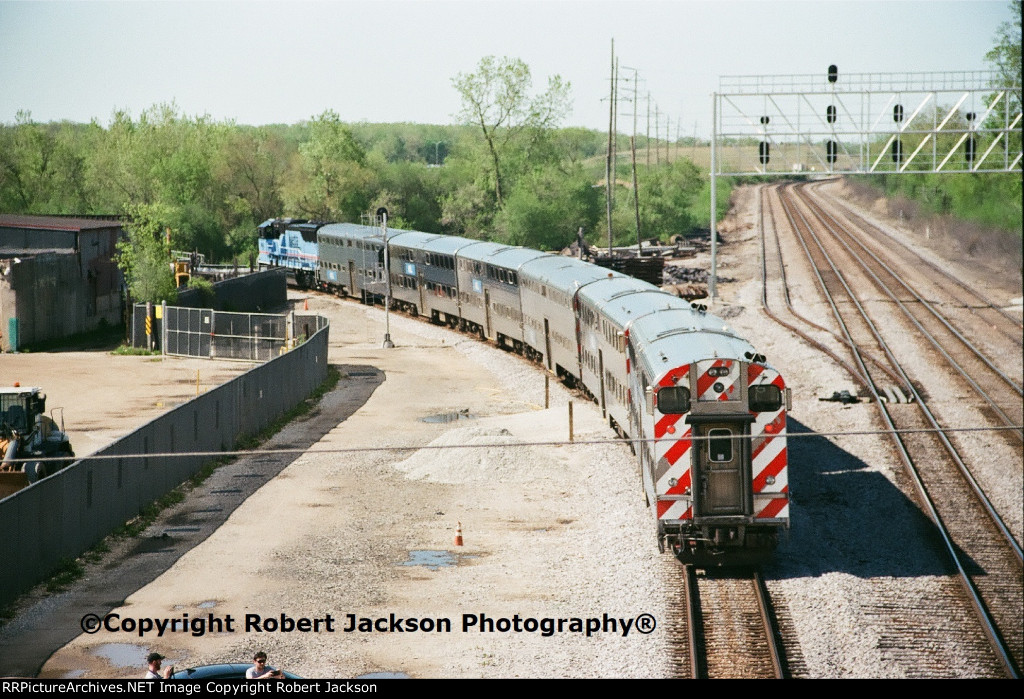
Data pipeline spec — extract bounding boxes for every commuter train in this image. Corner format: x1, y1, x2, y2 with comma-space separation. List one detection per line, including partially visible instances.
258, 218, 790, 565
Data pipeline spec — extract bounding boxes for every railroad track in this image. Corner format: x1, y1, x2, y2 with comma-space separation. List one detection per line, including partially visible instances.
664, 562, 785, 679
764, 181, 1022, 677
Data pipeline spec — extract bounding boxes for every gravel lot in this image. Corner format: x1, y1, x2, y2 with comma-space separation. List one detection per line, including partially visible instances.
9, 181, 1022, 679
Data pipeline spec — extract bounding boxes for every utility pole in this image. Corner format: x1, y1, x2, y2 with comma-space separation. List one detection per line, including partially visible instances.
646, 93, 651, 169
631, 135, 641, 254
606, 39, 614, 253
631, 67, 641, 253
710, 94, 718, 301
655, 105, 660, 166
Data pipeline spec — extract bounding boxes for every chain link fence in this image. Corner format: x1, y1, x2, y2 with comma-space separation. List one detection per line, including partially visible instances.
132, 303, 326, 361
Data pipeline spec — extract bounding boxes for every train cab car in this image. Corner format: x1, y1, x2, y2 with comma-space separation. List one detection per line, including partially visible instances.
519, 256, 620, 381
385, 229, 442, 316
316, 223, 397, 303
454, 244, 545, 349
257, 218, 325, 288
626, 308, 790, 566
575, 278, 681, 435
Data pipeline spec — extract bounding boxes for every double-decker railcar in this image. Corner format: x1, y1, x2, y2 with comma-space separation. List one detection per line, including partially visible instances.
626, 307, 790, 565
575, 276, 665, 434
519, 256, 623, 384
453, 244, 546, 349
316, 223, 389, 302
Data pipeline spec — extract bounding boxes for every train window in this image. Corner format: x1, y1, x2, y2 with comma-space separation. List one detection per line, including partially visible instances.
657, 386, 691, 414
708, 429, 733, 462
749, 384, 783, 412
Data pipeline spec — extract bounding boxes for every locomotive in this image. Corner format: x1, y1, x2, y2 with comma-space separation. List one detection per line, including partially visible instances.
257, 218, 327, 289
259, 218, 791, 565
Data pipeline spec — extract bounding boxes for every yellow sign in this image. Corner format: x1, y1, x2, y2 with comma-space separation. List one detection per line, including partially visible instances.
155, 306, 163, 319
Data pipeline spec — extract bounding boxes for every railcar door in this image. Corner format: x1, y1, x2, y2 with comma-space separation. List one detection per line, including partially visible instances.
694, 421, 751, 516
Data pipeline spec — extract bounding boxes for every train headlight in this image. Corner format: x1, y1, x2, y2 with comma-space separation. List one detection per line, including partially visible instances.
765, 475, 776, 485
668, 478, 677, 487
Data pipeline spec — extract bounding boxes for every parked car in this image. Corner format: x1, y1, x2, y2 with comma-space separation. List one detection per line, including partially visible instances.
170, 663, 303, 680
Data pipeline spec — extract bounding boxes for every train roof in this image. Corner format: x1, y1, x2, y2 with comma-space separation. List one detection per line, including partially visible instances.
576, 277, 671, 321
629, 307, 755, 377
318, 223, 390, 245
483, 246, 550, 270
387, 230, 443, 249
519, 255, 622, 292
418, 235, 479, 255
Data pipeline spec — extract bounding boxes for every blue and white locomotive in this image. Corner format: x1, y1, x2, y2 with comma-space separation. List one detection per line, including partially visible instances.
256, 218, 326, 289
264, 217, 791, 565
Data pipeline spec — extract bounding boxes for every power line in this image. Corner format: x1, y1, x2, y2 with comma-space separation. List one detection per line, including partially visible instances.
15, 423, 1022, 465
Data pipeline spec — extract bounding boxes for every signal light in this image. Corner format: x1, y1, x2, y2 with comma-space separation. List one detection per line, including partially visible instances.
759, 141, 770, 164
826, 140, 837, 164
760, 116, 770, 125
893, 104, 903, 123
826, 105, 836, 124
827, 65, 838, 83
892, 139, 903, 163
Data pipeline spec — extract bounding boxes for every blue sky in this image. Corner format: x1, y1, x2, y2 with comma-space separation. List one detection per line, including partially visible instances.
0, 0, 1012, 136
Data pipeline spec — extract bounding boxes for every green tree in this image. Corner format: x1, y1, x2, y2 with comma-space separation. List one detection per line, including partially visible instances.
285, 110, 372, 221
495, 164, 600, 250
0, 112, 90, 214
115, 203, 178, 304
985, 0, 1022, 158
452, 56, 571, 207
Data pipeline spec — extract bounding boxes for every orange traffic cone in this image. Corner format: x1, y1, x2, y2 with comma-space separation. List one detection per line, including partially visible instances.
454, 522, 463, 547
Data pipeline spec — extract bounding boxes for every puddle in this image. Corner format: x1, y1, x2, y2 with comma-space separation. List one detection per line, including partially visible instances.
397, 550, 476, 570
421, 409, 475, 424
92, 643, 147, 669
357, 671, 411, 679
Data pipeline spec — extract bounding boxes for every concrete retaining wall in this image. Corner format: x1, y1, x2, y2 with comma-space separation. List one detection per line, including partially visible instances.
0, 321, 329, 608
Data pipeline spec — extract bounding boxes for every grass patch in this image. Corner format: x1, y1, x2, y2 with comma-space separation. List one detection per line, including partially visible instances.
45, 558, 85, 592
111, 345, 162, 356
235, 365, 342, 451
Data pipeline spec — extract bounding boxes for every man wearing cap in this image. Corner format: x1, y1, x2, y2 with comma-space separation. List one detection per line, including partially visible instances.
144, 652, 172, 679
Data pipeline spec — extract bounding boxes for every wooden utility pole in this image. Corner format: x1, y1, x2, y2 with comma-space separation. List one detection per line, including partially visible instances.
631, 135, 641, 253
655, 105, 660, 166
646, 93, 651, 169
606, 39, 614, 252
631, 68, 641, 252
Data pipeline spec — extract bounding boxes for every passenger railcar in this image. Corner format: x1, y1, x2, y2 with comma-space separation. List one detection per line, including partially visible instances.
626, 308, 790, 564
268, 218, 790, 565
455, 245, 546, 349
519, 256, 623, 383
